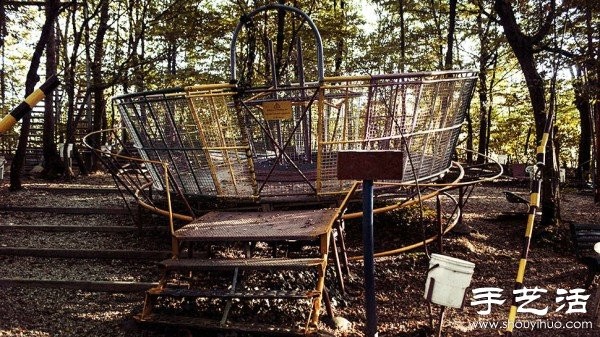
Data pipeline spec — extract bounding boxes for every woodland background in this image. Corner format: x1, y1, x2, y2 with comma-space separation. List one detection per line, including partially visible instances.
0, 0, 598, 223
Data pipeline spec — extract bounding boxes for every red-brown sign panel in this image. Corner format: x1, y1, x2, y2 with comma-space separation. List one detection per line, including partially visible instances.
337, 151, 404, 180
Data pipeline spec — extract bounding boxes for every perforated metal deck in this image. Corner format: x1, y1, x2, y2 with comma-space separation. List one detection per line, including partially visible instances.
147, 287, 321, 300
159, 257, 325, 271
174, 208, 338, 242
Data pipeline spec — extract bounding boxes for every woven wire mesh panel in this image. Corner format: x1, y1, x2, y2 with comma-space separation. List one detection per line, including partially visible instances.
238, 85, 322, 197
112, 71, 476, 201
186, 85, 256, 197
317, 71, 477, 193
114, 88, 216, 196
185, 84, 324, 199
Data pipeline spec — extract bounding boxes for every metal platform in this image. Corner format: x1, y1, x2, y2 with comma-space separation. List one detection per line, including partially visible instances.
159, 257, 325, 271
174, 208, 337, 242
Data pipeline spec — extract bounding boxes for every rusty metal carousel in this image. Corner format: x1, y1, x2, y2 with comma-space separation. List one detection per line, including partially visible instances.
84, 3, 501, 336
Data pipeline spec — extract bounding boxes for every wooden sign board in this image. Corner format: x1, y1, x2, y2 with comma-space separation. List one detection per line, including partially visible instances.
337, 150, 404, 180
262, 101, 293, 121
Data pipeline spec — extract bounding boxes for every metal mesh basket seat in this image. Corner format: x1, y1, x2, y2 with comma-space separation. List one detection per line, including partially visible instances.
115, 88, 217, 196
111, 4, 477, 202
114, 70, 476, 201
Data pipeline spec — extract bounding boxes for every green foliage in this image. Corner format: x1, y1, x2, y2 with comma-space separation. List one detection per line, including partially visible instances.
554, 85, 581, 168
355, 0, 450, 73
2, 7, 41, 99
0, 0, 593, 171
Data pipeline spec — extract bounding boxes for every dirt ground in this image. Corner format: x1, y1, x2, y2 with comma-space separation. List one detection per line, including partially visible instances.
334, 183, 600, 337
0, 173, 599, 337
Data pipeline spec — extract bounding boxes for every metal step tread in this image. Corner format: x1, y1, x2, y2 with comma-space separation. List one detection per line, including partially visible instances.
135, 313, 312, 336
160, 257, 324, 271
147, 286, 320, 299
174, 208, 337, 242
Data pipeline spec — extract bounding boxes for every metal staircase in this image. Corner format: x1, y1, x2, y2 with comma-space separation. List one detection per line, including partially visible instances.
24, 105, 45, 170
21, 91, 94, 172
136, 208, 344, 336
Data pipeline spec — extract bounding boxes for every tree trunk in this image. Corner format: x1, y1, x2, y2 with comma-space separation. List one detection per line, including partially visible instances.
399, 0, 405, 72
465, 108, 474, 164
495, 0, 559, 226
444, 0, 457, 70
9, 0, 61, 190
585, 0, 600, 203
333, 1, 345, 76
61, 0, 87, 178
10, 110, 31, 191
573, 67, 592, 182
476, 1, 494, 164
275, 0, 285, 81
89, 0, 109, 172
429, 0, 444, 69
476, 70, 489, 164
41, 0, 63, 179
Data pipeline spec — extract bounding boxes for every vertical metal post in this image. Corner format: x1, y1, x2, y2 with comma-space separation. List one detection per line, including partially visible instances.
458, 186, 464, 226
338, 151, 402, 337
436, 195, 443, 253
362, 179, 378, 337
437, 306, 446, 337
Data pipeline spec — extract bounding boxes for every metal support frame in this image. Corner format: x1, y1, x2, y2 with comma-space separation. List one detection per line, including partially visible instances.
230, 3, 324, 83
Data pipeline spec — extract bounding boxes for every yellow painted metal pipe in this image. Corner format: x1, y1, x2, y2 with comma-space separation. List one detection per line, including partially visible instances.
505, 123, 553, 336
0, 75, 60, 134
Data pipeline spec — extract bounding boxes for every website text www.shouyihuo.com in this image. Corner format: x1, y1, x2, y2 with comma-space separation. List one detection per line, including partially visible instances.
468, 319, 594, 331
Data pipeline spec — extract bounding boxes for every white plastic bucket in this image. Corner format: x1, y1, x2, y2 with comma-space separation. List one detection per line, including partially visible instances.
424, 253, 475, 308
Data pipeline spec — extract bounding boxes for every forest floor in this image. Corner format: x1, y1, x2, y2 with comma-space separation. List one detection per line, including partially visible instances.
336, 182, 600, 337
0, 172, 599, 337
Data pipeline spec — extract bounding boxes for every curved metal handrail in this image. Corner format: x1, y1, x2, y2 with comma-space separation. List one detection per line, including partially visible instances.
347, 190, 462, 261
111, 87, 185, 101
86, 127, 503, 228
230, 3, 325, 83
342, 149, 504, 259
341, 161, 466, 221
86, 127, 504, 261
134, 181, 194, 223
83, 128, 183, 235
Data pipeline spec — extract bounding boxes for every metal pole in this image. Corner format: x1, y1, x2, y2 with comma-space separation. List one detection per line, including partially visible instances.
362, 179, 378, 337
505, 84, 556, 336
436, 195, 443, 253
